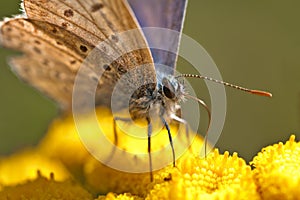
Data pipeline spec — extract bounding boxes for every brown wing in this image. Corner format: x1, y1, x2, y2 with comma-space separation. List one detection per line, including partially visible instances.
9, 55, 76, 107
0, 0, 156, 111
23, 0, 152, 69
24, 0, 138, 45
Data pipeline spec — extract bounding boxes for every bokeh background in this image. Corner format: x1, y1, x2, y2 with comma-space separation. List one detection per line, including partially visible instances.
0, 0, 299, 162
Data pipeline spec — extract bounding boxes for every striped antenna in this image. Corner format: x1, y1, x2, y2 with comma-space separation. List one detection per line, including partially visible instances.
176, 74, 272, 97
178, 73, 272, 157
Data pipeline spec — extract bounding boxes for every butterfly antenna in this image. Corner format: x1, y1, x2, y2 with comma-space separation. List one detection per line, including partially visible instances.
178, 73, 272, 156
184, 94, 211, 157
176, 74, 272, 97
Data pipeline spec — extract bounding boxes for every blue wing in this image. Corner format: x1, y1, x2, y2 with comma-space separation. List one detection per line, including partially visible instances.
127, 0, 188, 73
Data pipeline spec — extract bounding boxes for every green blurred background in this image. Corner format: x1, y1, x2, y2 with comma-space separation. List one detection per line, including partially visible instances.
0, 0, 299, 162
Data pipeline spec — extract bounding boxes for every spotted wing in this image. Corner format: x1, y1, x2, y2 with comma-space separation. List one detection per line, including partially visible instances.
0, 0, 156, 111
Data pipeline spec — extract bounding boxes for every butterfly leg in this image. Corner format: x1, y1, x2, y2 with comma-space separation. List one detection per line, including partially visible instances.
161, 117, 176, 168
113, 116, 154, 182
146, 116, 153, 182
104, 117, 131, 165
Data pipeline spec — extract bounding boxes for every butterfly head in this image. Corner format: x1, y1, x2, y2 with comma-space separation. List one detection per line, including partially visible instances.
155, 74, 186, 119
160, 75, 185, 102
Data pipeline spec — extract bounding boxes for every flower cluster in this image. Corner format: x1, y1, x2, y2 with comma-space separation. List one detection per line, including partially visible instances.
0, 108, 299, 199
251, 135, 300, 200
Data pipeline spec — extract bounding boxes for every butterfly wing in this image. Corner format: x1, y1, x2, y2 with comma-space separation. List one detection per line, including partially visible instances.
127, 0, 188, 72
0, 18, 93, 109
1, 0, 156, 111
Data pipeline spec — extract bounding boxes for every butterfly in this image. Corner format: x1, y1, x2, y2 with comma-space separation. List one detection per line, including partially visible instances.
0, 0, 190, 180
0, 0, 271, 181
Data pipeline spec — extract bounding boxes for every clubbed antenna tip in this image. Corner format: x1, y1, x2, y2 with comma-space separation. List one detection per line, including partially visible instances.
250, 90, 272, 97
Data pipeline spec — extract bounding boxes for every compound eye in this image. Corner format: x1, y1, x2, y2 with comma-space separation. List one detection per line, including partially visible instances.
163, 86, 175, 99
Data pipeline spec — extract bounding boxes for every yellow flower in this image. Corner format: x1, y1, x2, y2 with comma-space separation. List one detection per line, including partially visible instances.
38, 112, 92, 180
3, 105, 299, 199
96, 192, 143, 200
97, 149, 260, 200
38, 107, 204, 196
144, 149, 260, 200
0, 149, 70, 187
251, 135, 300, 200
0, 173, 93, 200
32, 107, 260, 199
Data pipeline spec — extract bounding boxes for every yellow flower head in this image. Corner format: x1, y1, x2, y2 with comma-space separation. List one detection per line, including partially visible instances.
0, 173, 93, 200
144, 149, 260, 200
0, 149, 70, 188
251, 135, 300, 200
4, 106, 299, 199
35, 107, 262, 199
97, 192, 143, 200
38, 107, 204, 196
